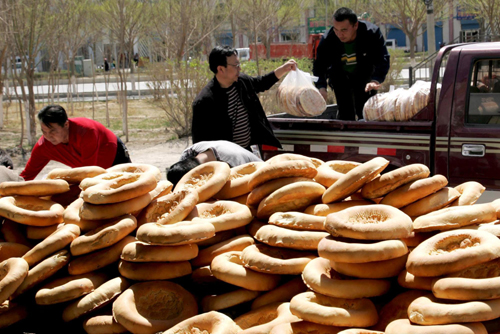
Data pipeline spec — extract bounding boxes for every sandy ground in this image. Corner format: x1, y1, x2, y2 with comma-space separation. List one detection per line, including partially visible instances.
11, 137, 193, 180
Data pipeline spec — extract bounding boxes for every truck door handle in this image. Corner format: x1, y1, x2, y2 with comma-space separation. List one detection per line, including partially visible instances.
462, 144, 485, 157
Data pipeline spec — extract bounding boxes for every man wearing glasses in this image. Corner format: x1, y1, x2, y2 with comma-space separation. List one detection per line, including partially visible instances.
192, 46, 296, 151
313, 7, 390, 121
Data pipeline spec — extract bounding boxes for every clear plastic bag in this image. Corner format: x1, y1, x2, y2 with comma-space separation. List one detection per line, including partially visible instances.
363, 89, 403, 121
364, 82, 436, 122
363, 92, 389, 121
409, 80, 431, 114
395, 89, 413, 121
277, 68, 326, 117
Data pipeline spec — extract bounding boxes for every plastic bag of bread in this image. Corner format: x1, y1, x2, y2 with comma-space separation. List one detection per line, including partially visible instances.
380, 88, 404, 121
395, 89, 413, 121
409, 80, 431, 114
363, 93, 388, 120
277, 68, 326, 117
363, 89, 403, 121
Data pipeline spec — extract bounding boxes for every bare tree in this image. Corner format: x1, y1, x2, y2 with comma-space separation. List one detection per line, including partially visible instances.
146, 0, 229, 138
150, 0, 230, 62
146, 59, 212, 138
459, 0, 500, 38
3, 0, 56, 146
43, 32, 64, 105
369, 0, 447, 65
96, 0, 152, 142
235, 0, 309, 73
54, 0, 97, 115
0, 1, 11, 129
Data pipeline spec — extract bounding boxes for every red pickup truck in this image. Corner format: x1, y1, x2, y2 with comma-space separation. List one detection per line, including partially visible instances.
262, 42, 500, 201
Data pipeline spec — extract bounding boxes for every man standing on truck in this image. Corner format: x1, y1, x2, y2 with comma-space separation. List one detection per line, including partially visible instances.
192, 46, 297, 151
313, 7, 390, 120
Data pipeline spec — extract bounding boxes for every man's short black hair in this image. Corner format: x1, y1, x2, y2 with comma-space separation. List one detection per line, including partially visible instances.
166, 157, 201, 186
333, 7, 358, 25
209, 46, 238, 74
0, 148, 14, 169
37, 105, 68, 128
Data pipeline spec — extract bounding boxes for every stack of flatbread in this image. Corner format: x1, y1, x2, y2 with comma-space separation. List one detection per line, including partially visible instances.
277, 85, 326, 117
277, 69, 327, 117
363, 81, 440, 121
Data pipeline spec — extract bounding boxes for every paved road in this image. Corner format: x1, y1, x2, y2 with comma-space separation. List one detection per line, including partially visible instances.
2, 68, 437, 98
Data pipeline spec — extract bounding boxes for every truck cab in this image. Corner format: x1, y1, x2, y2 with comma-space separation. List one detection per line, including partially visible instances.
263, 42, 500, 199
435, 43, 500, 194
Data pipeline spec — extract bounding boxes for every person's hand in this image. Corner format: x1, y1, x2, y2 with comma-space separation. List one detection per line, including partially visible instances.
275, 59, 297, 79
365, 81, 381, 92
284, 59, 297, 71
319, 88, 328, 101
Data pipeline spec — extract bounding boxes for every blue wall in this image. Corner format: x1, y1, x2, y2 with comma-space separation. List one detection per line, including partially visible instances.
387, 25, 406, 47
423, 21, 444, 51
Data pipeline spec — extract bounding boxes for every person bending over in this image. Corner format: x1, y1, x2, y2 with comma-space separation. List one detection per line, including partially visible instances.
20, 105, 131, 180
313, 7, 390, 120
0, 148, 23, 183
167, 140, 262, 186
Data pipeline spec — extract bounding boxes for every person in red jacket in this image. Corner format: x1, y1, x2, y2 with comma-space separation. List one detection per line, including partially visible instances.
20, 105, 131, 180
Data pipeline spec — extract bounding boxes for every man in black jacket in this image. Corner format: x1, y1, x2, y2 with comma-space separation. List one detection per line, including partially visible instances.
192, 46, 296, 150
313, 7, 390, 120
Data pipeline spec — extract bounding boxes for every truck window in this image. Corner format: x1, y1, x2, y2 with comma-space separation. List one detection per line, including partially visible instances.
467, 59, 500, 125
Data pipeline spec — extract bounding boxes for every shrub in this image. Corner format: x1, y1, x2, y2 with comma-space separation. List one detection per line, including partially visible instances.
145, 59, 212, 138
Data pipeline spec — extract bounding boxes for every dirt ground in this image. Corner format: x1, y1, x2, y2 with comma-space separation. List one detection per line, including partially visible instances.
11, 136, 193, 180
3, 98, 192, 179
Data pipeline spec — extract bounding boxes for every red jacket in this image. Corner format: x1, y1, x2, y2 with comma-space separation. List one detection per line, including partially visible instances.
20, 118, 118, 180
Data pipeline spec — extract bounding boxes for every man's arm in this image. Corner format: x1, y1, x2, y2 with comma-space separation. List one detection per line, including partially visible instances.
246, 59, 296, 94
192, 98, 218, 144
370, 26, 391, 85
19, 143, 50, 181
274, 59, 297, 79
313, 34, 330, 91
313, 34, 331, 101
246, 60, 297, 94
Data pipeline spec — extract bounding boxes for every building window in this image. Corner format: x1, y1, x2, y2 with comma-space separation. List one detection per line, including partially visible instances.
280, 31, 300, 42
216, 32, 233, 47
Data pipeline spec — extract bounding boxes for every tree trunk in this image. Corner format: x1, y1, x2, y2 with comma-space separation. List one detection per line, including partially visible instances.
265, 35, 271, 60
91, 57, 95, 119
138, 67, 141, 98
11, 67, 25, 148
67, 58, 73, 115
105, 72, 110, 127
119, 70, 129, 142
76, 76, 80, 108
230, 6, 236, 47
57, 69, 61, 102
122, 92, 128, 142
48, 68, 53, 103
26, 72, 37, 146
409, 36, 417, 66
0, 93, 3, 129
253, 19, 260, 75
19, 100, 24, 148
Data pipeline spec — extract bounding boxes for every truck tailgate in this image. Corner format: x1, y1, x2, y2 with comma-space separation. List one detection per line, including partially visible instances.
264, 112, 433, 170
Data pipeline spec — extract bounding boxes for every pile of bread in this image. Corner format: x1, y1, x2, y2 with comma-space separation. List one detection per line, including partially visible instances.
363, 81, 441, 122
277, 71, 326, 117
0, 156, 499, 334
